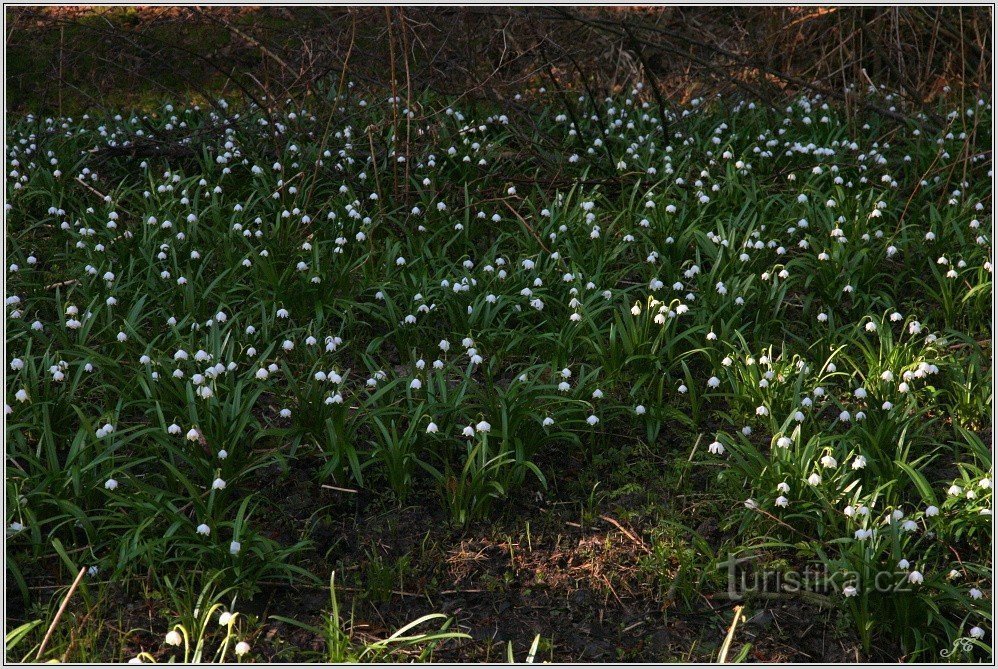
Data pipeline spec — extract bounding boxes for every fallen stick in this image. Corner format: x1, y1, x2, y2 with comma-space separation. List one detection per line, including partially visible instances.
600, 515, 651, 554
35, 566, 87, 661
321, 484, 358, 494
44, 279, 79, 291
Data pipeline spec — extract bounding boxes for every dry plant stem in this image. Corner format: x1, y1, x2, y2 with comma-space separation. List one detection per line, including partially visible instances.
303, 13, 357, 212
718, 604, 745, 663
599, 515, 651, 555
550, 8, 941, 129
35, 566, 87, 661
501, 199, 550, 254
399, 8, 414, 202
385, 7, 400, 199
197, 9, 294, 76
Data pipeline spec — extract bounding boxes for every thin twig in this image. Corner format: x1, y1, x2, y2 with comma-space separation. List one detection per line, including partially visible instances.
35, 567, 87, 661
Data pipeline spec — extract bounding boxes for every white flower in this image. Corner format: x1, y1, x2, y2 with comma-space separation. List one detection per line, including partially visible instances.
970, 626, 986, 640
907, 570, 923, 584
820, 454, 837, 468
14, 389, 28, 403
707, 376, 720, 388
854, 529, 872, 540
807, 473, 822, 486
410, 379, 422, 390
462, 425, 475, 437
105, 478, 119, 490
843, 585, 857, 597
586, 415, 599, 426
196, 524, 210, 536
542, 417, 554, 427
439, 339, 450, 352
255, 368, 269, 380
229, 541, 241, 555
235, 641, 251, 656
969, 587, 983, 600
212, 478, 226, 490
898, 559, 910, 569
476, 420, 491, 433
708, 440, 725, 455
218, 612, 233, 626
852, 455, 867, 469
775, 496, 788, 508
924, 505, 939, 517
186, 428, 200, 441
426, 422, 438, 434
165, 630, 183, 646
635, 405, 646, 415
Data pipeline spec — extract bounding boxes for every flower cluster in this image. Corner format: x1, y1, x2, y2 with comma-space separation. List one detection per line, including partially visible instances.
5, 85, 991, 658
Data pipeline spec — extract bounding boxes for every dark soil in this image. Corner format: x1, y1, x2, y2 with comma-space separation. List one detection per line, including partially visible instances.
212, 442, 860, 663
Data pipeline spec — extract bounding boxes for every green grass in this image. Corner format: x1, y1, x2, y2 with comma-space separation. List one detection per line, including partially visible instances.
5, 82, 993, 662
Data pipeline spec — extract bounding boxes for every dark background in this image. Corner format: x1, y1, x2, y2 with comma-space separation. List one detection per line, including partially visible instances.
6, 6, 992, 117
